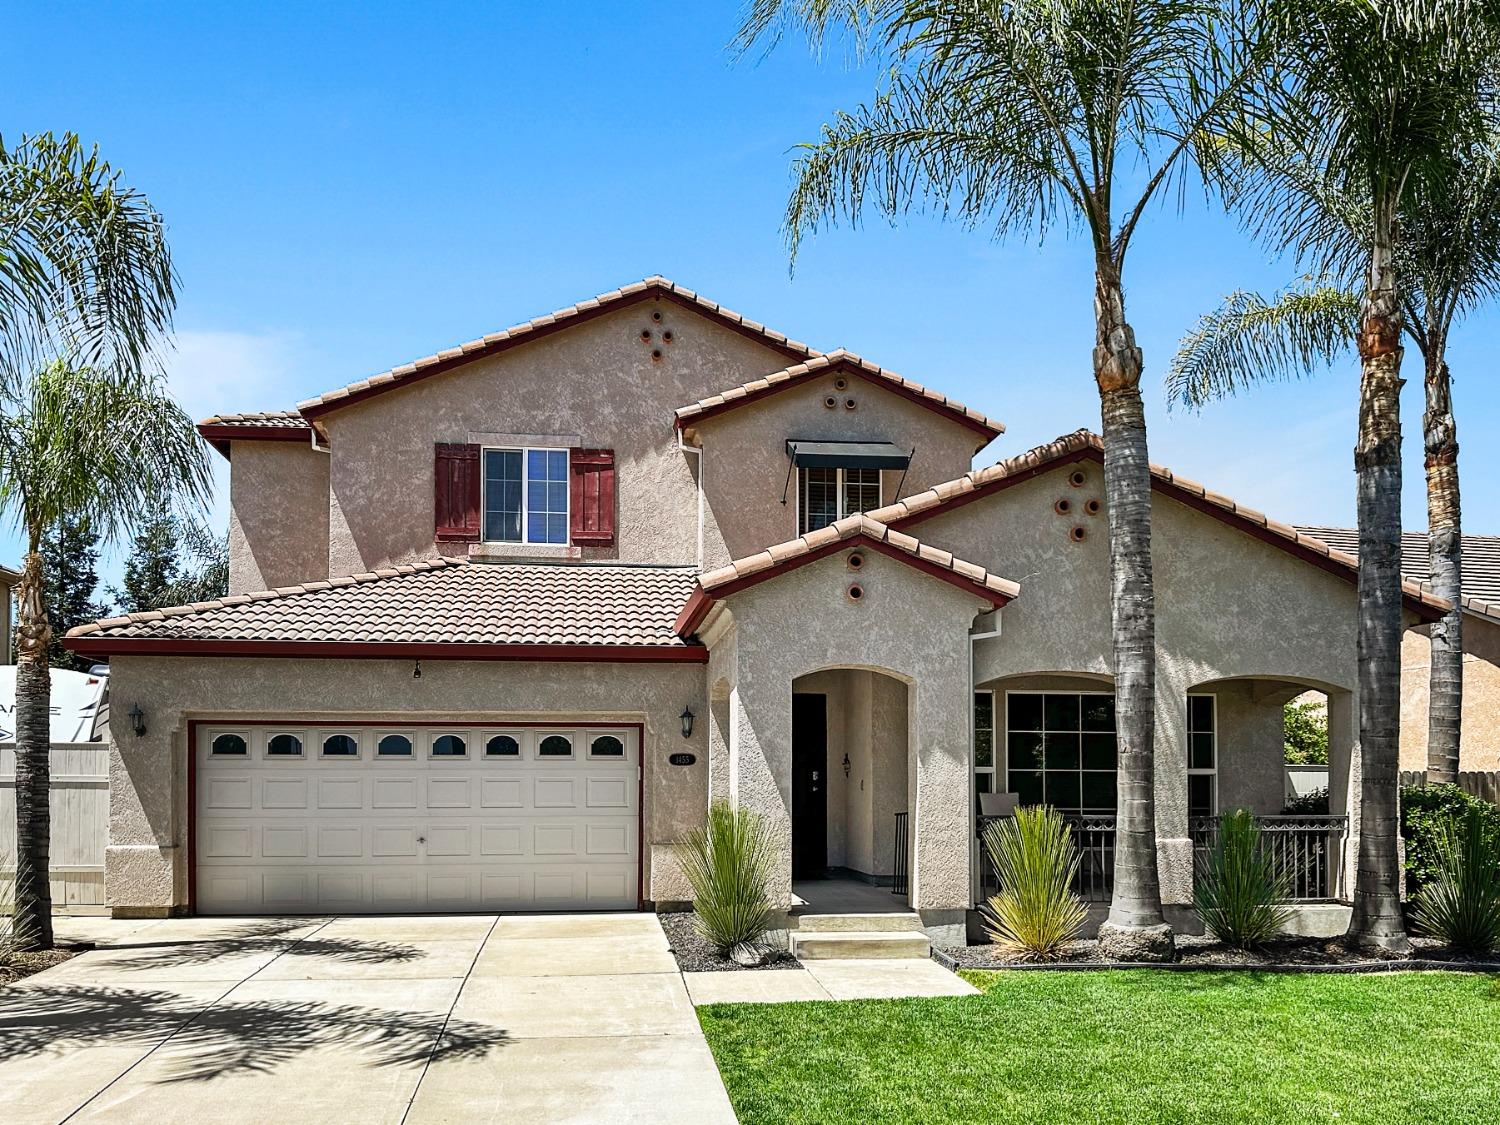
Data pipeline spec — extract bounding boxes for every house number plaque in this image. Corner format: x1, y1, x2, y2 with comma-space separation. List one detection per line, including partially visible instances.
668, 752, 696, 766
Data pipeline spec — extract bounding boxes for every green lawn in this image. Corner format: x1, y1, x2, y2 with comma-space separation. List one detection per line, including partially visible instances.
697, 970, 1500, 1124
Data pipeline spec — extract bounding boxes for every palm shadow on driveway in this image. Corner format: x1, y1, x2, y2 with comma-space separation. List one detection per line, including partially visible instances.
100, 919, 428, 970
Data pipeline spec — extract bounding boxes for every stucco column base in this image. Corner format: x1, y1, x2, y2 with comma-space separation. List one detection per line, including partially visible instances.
918, 908, 967, 947
1156, 836, 1194, 905
1097, 921, 1176, 962
105, 844, 179, 913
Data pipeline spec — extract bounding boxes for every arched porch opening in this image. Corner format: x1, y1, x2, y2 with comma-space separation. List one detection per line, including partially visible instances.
789, 665, 912, 912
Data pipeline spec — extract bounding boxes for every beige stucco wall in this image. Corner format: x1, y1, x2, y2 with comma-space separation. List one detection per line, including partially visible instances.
1400, 616, 1500, 773
920, 462, 1369, 902
102, 654, 708, 914
227, 441, 331, 594
690, 377, 987, 568
707, 548, 988, 936
318, 300, 801, 576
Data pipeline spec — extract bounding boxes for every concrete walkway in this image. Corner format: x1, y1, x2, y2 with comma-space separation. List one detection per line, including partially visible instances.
5, 914, 736, 1125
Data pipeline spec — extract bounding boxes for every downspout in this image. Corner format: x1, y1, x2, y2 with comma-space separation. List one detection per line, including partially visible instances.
968, 610, 1003, 907
677, 434, 703, 572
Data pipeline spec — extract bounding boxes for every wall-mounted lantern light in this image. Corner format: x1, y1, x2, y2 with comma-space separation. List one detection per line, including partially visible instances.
842, 752, 851, 778
680, 706, 695, 739
128, 703, 147, 738
413, 659, 422, 680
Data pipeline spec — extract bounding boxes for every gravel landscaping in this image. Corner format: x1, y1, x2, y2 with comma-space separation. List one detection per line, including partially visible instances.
940, 933, 1500, 971
659, 912, 800, 972
0, 947, 74, 985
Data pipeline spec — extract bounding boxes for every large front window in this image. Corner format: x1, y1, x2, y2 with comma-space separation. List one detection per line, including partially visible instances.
483, 447, 569, 544
798, 467, 882, 534
1005, 691, 1117, 815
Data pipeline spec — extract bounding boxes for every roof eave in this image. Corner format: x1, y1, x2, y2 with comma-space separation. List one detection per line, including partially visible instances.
64, 637, 709, 663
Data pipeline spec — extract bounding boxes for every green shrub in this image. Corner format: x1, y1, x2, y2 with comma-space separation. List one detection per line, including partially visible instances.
1281, 787, 1329, 815
1411, 806, 1500, 953
1402, 784, 1500, 892
1193, 809, 1292, 949
676, 800, 777, 954
979, 806, 1087, 959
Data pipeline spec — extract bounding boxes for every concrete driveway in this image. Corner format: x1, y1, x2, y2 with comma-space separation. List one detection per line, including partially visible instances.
3, 913, 736, 1125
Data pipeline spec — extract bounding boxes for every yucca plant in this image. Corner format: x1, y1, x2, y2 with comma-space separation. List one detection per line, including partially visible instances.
1194, 810, 1293, 949
676, 800, 776, 955
980, 806, 1087, 959
1412, 807, 1500, 954
0, 854, 29, 962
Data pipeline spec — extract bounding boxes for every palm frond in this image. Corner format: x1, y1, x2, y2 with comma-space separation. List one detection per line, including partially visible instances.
1167, 281, 1359, 408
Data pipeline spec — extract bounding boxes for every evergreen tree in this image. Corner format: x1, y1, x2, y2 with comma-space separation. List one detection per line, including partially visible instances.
110, 512, 181, 615
39, 516, 107, 671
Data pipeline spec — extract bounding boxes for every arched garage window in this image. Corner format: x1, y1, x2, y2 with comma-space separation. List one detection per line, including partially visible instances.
538, 734, 573, 758
211, 733, 247, 756
378, 734, 413, 756
267, 734, 303, 757
432, 734, 467, 757
486, 735, 520, 757
590, 735, 624, 758
322, 734, 358, 757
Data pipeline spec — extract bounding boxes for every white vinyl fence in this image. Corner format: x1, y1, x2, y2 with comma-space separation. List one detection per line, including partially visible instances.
0, 742, 108, 908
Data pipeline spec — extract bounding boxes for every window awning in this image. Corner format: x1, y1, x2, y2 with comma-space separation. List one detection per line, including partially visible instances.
785, 440, 913, 470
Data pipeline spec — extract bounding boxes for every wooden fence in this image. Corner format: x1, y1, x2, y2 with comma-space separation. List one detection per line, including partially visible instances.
0, 742, 108, 908
1399, 770, 1500, 805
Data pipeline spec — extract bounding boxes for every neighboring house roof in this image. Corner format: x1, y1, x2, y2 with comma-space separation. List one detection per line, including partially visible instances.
0, 564, 20, 587
673, 350, 1004, 449
65, 559, 707, 662
1295, 524, 1500, 623
198, 411, 314, 457
295, 276, 821, 424
675, 513, 1018, 637
865, 429, 1448, 623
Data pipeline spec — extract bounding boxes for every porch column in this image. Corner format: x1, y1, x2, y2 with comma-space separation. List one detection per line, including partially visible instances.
729, 682, 794, 909
1326, 689, 1358, 903
909, 666, 972, 945
707, 686, 731, 805
1152, 665, 1193, 906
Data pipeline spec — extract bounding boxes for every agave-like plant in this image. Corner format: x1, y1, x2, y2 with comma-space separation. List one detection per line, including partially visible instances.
0, 853, 29, 962
1412, 807, 1500, 954
1194, 810, 1293, 949
980, 806, 1087, 959
676, 800, 777, 955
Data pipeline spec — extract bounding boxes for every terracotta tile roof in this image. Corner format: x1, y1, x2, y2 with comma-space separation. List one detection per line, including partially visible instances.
673, 350, 1004, 446
197, 412, 314, 458
1295, 525, 1500, 622
296, 277, 821, 421
866, 429, 1449, 621
676, 514, 1018, 636
66, 559, 706, 659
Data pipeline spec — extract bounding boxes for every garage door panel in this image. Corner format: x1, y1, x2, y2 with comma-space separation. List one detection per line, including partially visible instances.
196, 724, 640, 914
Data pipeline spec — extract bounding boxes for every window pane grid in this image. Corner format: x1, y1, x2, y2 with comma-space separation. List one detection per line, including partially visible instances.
1187, 694, 1217, 817
1004, 691, 1117, 816
798, 466, 883, 535
483, 447, 569, 544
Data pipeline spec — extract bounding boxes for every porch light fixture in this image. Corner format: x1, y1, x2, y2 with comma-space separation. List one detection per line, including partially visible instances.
128, 704, 146, 738
842, 752, 851, 778
413, 659, 422, 680
680, 706, 695, 739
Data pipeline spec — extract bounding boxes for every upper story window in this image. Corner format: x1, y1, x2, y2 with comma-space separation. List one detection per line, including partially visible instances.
483, 448, 569, 544
798, 467, 882, 535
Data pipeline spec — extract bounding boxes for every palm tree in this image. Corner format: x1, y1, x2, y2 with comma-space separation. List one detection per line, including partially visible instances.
739, 0, 1278, 960
1219, 0, 1499, 951
1, 364, 208, 949
1169, 139, 1500, 789
1, 133, 187, 951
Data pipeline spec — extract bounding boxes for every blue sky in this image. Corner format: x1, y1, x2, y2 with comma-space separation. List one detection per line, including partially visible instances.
6, 2, 1498, 589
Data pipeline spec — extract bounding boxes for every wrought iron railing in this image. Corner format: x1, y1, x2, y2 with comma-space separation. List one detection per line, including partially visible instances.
1190, 814, 1348, 902
974, 812, 1350, 905
892, 811, 909, 896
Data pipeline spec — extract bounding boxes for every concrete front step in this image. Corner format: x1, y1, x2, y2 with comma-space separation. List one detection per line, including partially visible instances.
795, 912, 925, 933
790, 930, 932, 960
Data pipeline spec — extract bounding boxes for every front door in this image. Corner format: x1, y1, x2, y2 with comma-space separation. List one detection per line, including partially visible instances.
791, 693, 828, 880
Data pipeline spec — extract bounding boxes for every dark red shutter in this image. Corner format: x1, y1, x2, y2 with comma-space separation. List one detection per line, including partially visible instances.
434, 443, 481, 542
570, 448, 616, 545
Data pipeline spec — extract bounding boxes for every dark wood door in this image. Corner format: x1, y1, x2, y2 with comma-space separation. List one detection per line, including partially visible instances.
792, 693, 828, 880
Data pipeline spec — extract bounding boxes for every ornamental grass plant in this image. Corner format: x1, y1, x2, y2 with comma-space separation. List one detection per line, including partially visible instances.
980, 806, 1087, 959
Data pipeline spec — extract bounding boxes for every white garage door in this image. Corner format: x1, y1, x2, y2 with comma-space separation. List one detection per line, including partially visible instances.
194, 723, 639, 914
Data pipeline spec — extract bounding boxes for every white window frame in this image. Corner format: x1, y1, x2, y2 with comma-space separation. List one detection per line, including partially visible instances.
1002, 689, 1117, 815
318, 730, 362, 759
481, 446, 570, 545
1187, 692, 1218, 817
535, 730, 577, 760
480, 728, 527, 759
207, 729, 250, 758
373, 730, 415, 759
796, 466, 883, 535
973, 690, 996, 794
264, 730, 306, 759
427, 730, 473, 759
586, 728, 631, 761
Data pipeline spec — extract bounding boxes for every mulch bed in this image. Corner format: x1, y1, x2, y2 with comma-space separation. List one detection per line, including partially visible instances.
0, 948, 75, 986
659, 912, 800, 972
938, 934, 1500, 973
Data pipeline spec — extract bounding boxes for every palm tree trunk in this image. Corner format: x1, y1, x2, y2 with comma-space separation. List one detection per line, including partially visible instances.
1093, 257, 1174, 962
12, 549, 54, 951
1422, 338, 1462, 785
1347, 209, 1411, 954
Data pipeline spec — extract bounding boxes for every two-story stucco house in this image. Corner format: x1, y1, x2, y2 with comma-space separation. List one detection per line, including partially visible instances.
66, 277, 1448, 943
